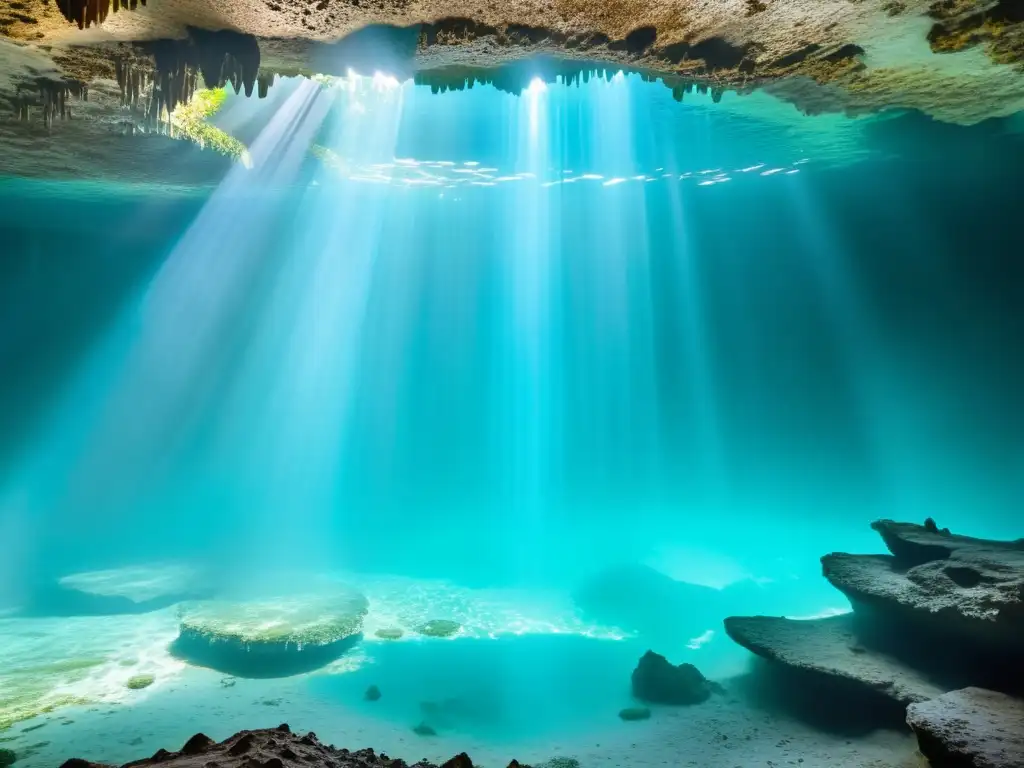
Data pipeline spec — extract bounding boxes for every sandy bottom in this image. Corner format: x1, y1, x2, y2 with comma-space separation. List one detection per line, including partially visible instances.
0, 573, 914, 768
2, 665, 920, 768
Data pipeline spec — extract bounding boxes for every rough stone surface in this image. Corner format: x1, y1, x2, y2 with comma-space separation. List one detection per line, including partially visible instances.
907, 687, 1024, 768
170, 591, 368, 677
57, 725, 524, 768
822, 520, 1024, 651
0, 0, 1023, 184
724, 613, 947, 706
630, 650, 717, 705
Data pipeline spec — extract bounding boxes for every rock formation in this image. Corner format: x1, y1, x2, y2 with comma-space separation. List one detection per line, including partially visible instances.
907, 687, 1024, 768
823, 520, 1024, 655
170, 590, 368, 677
1, 0, 1023, 145
57, 724, 525, 768
724, 613, 945, 707
724, 519, 1024, 765
630, 650, 719, 705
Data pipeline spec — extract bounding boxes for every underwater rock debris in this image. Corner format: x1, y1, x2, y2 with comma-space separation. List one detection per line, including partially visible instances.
630, 650, 719, 705
58, 725, 531, 768
907, 687, 1024, 768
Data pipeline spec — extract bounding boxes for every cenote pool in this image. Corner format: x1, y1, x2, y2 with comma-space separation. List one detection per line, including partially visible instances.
1, 57, 1024, 768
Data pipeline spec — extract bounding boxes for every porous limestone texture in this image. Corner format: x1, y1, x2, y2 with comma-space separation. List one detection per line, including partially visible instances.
907, 687, 1024, 768
0, 0, 1022, 178
171, 591, 368, 677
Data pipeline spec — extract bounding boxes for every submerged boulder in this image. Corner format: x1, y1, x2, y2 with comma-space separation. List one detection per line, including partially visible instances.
724, 613, 946, 707
171, 590, 368, 677
907, 688, 1024, 768
630, 650, 717, 705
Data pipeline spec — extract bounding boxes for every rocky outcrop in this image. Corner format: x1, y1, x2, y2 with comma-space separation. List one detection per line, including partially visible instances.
724, 613, 946, 707
170, 591, 367, 677
57, 724, 522, 768
907, 687, 1024, 768
630, 650, 718, 705
724, 519, 1024, 756
822, 520, 1024, 655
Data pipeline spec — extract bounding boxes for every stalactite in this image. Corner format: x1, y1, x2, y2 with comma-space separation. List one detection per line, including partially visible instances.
14, 78, 87, 127
58, 0, 148, 30
257, 73, 273, 99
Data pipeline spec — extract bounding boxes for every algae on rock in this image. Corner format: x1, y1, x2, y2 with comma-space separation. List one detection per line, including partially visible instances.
171, 590, 369, 677
126, 675, 155, 690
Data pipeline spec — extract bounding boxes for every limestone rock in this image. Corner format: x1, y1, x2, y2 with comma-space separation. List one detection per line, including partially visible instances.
630, 650, 717, 705
907, 687, 1024, 768
171, 590, 368, 677
822, 520, 1024, 652
724, 613, 946, 706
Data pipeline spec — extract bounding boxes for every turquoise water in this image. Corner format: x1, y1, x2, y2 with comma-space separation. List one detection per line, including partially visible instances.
1, 70, 1023, 765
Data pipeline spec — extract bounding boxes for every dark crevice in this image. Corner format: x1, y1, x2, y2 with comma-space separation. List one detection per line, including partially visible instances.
609, 26, 657, 55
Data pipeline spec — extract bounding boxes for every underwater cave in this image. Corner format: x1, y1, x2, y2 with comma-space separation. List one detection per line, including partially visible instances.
1, 3, 1024, 768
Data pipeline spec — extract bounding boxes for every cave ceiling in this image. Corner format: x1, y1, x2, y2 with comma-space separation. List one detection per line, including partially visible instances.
0, 0, 1022, 181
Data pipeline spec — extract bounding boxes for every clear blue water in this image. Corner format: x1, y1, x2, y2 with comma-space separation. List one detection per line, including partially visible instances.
1, 70, 1023, 765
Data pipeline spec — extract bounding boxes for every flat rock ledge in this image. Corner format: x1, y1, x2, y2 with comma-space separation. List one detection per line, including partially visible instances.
724, 519, 1024, 753
822, 520, 1024, 651
907, 688, 1024, 768
58, 724, 529, 768
724, 613, 946, 707
171, 591, 368, 678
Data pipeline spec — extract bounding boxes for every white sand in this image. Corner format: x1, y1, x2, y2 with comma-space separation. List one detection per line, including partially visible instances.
2, 666, 919, 768
0, 576, 918, 768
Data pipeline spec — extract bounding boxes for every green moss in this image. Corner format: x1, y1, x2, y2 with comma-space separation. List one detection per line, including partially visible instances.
0, 748, 15, 767
618, 706, 651, 721
417, 620, 461, 638
180, 593, 368, 648
0, 695, 90, 733
125, 675, 154, 690
169, 88, 250, 165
